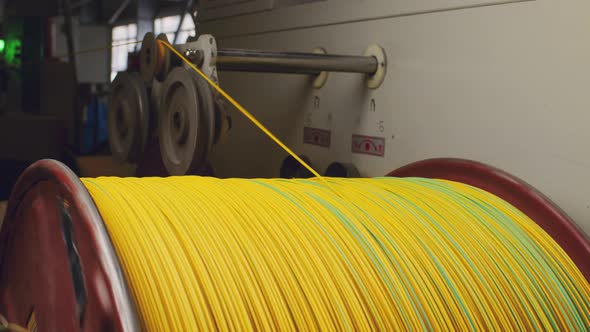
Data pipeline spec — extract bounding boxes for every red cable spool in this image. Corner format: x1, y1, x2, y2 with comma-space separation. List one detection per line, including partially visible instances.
387, 158, 590, 282
1, 158, 589, 330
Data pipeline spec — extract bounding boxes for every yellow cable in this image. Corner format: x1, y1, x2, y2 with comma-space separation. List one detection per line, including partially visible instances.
82, 176, 590, 331
54, 40, 144, 59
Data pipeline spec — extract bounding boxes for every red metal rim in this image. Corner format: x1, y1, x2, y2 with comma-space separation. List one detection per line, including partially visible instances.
0, 159, 139, 331
387, 158, 590, 282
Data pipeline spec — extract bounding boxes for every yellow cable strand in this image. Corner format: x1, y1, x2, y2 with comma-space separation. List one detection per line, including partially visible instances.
54, 39, 144, 59
82, 176, 590, 331
10, 40, 143, 68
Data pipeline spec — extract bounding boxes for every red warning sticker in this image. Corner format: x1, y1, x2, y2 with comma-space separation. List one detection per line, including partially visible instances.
352, 134, 385, 157
303, 127, 331, 148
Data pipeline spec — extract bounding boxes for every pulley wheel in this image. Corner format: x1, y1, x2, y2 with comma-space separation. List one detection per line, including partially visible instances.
149, 79, 163, 134
140, 32, 171, 84
325, 162, 360, 177
108, 72, 149, 162
192, 72, 215, 155
159, 67, 212, 175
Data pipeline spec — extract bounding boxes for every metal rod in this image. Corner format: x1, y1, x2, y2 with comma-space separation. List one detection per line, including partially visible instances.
62, 0, 81, 152
173, 0, 193, 44
62, 0, 77, 72
71, 0, 93, 10
215, 48, 378, 75
108, 0, 133, 25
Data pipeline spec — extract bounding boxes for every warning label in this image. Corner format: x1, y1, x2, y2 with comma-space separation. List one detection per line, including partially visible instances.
303, 127, 331, 148
352, 134, 385, 157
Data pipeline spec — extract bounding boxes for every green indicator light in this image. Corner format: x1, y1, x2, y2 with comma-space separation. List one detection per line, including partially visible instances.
0, 40, 5, 53
4, 39, 21, 65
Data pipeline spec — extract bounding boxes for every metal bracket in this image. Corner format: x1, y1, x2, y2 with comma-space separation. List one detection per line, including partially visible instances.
174, 34, 229, 145
175, 34, 219, 84
312, 47, 329, 89
364, 44, 387, 89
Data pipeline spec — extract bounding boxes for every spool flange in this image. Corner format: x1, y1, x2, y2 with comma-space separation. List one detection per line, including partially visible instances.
0, 160, 139, 331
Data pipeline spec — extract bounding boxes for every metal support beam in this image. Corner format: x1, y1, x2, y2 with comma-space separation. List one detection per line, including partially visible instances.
62, 0, 77, 79
173, 0, 193, 44
72, 0, 93, 10
61, 0, 82, 151
215, 48, 379, 75
108, 0, 133, 25
190, 8, 199, 36
137, 0, 156, 46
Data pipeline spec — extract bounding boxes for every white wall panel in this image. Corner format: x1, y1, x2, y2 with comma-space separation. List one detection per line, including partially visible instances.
201, 0, 531, 34
202, 0, 590, 235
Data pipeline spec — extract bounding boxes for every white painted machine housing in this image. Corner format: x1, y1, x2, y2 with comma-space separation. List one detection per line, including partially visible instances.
200, 0, 590, 235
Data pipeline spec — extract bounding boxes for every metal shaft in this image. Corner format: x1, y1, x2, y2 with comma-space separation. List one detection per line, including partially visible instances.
215, 48, 378, 75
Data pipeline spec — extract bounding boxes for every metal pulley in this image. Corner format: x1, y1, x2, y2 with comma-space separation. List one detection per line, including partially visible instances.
118, 32, 388, 175
149, 79, 163, 133
140, 32, 172, 84
159, 67, 216, 175
325, 162, 360, 177
108, 72, 150, 162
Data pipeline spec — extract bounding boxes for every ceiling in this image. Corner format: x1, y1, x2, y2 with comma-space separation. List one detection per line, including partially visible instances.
3, 0, 188, 25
